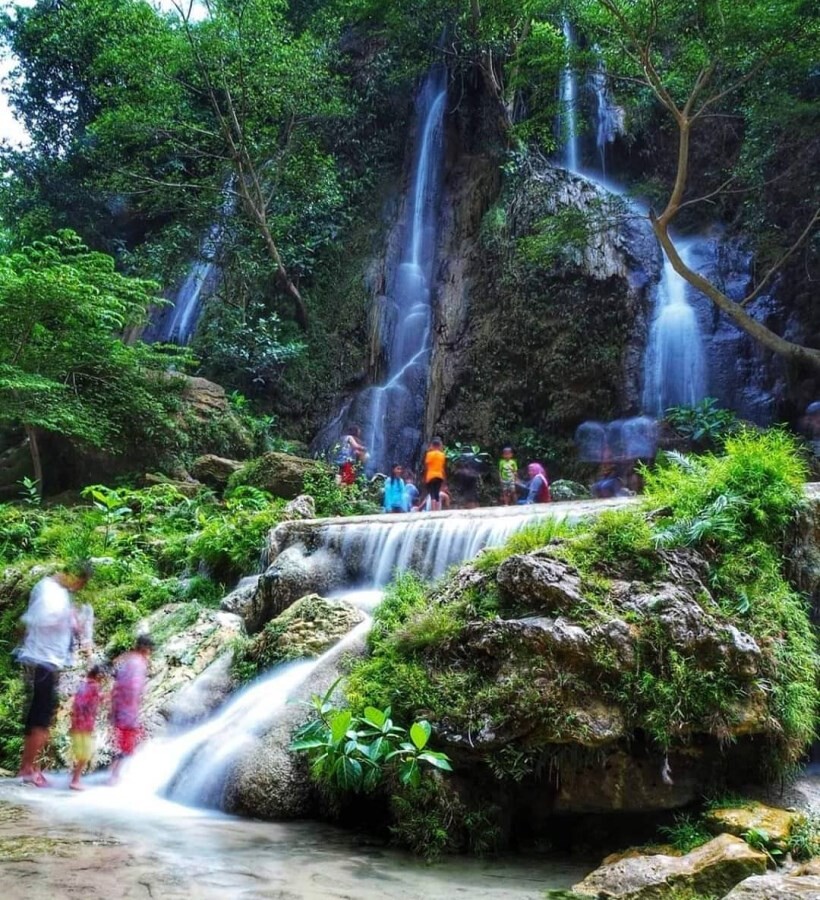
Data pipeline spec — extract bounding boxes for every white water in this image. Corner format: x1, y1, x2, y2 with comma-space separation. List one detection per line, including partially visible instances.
590, 53, 623, 178
314, 67, 447, 474
560, 18, 579, 173
642, 241, 707, 414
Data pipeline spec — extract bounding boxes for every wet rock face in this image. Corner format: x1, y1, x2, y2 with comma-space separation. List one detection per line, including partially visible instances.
245, 594, 364, 668
572, 833, 768, 900
248, 545, 346, 632
704, 802, 804, 850
496, 553, 585, 615
427, 157, 660, 469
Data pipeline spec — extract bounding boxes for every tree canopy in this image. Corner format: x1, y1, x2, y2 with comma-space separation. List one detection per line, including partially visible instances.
0, 230, 185, 488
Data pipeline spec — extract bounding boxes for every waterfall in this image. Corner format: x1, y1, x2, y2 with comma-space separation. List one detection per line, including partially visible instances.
642, 241, 707, 415
122, 620, 371, 808
314, 68, 447, 474
560, 18, 580, 173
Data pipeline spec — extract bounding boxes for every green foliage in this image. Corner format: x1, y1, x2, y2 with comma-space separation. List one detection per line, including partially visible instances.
665, 399, 740, 452
302, 467, 377, 518
658, 813, 712, 853
475, 517, 574, 571
741, 827, 784, 865
565, 507, 660, 578
787, 814, 820, 861
291, 681, 451, 794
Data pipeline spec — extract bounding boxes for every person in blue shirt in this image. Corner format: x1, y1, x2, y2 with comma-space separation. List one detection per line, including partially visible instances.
404, 471, 420, 511
383, 464, 408, 513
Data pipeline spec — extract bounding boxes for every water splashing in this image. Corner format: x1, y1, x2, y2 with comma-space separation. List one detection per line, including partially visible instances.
643, 241, 707, 415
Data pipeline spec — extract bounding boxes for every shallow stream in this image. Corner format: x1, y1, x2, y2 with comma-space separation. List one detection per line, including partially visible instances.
0, 779, 591, 898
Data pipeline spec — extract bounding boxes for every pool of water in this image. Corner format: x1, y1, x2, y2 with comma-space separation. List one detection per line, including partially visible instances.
0, 777, 592, 899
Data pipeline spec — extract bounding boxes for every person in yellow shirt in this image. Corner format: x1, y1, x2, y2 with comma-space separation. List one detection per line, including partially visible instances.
423, 437, 447, 511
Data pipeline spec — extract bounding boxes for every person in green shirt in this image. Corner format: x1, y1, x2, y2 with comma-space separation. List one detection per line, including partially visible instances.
498, 446, 518, 506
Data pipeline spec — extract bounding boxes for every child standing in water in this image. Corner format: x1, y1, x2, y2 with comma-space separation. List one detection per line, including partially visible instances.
498, 446, 518, 506
423, 437, 447, 512
69, 664, 104, 790
108, 634, 153, 784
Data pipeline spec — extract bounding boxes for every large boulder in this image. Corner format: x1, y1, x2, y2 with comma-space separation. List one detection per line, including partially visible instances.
282, 494, 316, 521
223, 629, 368, 820
572, 834, 768, 899
496, 552, 585, 614
704, 802, 805, 851
190, 454, 243, 487
244, 594, 365, 669
220, 575, 261, 620
229, 452, 326, 500
722, 871, 820, 898
247, 544, 346, 632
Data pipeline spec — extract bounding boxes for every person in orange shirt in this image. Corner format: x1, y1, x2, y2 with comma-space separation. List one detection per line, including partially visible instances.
423, 437, 447, 511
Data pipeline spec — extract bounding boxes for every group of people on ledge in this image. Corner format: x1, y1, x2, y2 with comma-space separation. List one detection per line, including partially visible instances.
15, 564, 153, 790
336, 428, 551, 513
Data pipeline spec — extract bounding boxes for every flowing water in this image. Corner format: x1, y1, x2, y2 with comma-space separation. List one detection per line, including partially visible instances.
560, 24, 708, 412
560, 18, 579, 174
314, 68, 447, 473
642, 240, 708, 414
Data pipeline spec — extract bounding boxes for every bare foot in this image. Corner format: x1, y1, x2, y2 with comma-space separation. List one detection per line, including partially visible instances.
69, 782, 84, 791
20, 772, 48, 788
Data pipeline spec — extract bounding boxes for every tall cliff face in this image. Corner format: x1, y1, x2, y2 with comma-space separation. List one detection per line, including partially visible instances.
425, 113, 661, 474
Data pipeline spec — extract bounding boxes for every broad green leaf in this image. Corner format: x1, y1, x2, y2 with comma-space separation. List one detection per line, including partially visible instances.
330, 709, 352, 745
363, 706, 386, 728
410, 720, 431, 750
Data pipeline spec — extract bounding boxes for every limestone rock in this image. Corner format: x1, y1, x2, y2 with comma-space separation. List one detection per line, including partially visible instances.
52, 604, 244, 769
282, 494, 316, 521
554, 750, 710, 814
142, 473, 204, 497
190, 454, 243, 487
722, 872, 820, 898
220, 575, 261, 620
249, 545, 346, 632
230, 451, 326, 500
704, 802, 804, 849
623, 584, 762, 676
246, 594, 364, 668
572, 833, 768, 899
496, 552, 585, 614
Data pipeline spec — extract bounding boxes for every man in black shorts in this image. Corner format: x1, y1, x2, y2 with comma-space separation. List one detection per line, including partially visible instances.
16, 566, 91, 786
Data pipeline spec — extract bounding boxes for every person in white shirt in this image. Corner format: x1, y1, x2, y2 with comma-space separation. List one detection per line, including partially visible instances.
17, 566, 91, 787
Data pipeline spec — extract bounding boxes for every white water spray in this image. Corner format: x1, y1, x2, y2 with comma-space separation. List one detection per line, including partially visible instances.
560, 18, 579, 173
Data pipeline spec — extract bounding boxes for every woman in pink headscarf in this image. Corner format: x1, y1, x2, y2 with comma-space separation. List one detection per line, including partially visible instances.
522, 462, 551, 504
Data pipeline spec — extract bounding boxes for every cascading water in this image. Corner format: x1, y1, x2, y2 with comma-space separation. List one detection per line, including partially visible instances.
114, 500, 633, 811
314, 68, 447, 473
642, 241, 707, 414
559, 22, 708, 412
560, 18, 579, 173
147, 229, 220, 345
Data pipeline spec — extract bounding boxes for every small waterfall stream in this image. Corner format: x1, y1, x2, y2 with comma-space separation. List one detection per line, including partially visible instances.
560, 18, 579, 173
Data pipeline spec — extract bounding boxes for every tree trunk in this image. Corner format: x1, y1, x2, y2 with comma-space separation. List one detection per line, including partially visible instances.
24, 424, 44, 497
652, 220, 820, 370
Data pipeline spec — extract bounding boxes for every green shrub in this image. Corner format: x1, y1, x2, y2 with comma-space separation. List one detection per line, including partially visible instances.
665, 398, 740, 451
0, 675, 25, 770
658, 813, 712, 853
788, 813, 820, 860
475, 517, 574, 571
565, 507, 660, 578
302, 467, 377, 517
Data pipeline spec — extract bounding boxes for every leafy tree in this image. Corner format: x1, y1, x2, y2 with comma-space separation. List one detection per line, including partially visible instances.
0, 231, 186, 490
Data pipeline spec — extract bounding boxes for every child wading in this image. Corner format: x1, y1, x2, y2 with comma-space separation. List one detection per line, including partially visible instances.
69, 664, 104, 790
109, 634, 153, 784
423, 437, 447, 512
498, 446, 518, 505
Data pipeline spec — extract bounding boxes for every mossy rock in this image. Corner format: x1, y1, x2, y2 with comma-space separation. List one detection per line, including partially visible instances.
229, 452, 327, 500
704, 802, 804, 850
245, 593, 364, 670
572, 834, 768, 899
